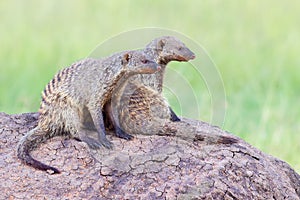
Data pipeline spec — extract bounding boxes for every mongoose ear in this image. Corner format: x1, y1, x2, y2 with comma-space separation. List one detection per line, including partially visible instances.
157, 39, 166, 51
121, 53, 130, 65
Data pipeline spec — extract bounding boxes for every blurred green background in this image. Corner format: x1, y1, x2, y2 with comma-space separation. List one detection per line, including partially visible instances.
0, 1, 299, 173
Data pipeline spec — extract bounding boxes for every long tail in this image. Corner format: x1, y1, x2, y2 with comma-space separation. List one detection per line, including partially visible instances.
158, 121, 238, 145
17, 127, 61, 174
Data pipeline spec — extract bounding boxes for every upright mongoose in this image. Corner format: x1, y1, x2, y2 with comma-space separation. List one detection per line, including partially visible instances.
109, 36, 237, 144
112, 81, 238, 145
17, 51, 160, 174
104, 36, 195, 137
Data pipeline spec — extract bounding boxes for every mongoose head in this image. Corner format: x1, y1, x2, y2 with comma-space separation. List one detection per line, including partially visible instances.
146, 36, 195, 65
121, 51, 161, 75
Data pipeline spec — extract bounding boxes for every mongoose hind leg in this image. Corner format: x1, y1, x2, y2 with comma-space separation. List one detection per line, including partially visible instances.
104, 101, 133, 140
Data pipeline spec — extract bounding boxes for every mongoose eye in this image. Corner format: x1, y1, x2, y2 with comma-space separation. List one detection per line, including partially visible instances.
142, 59, 149, 64
178, 47, 183, 51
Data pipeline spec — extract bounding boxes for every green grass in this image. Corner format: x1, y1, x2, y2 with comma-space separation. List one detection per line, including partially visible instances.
0, 1, 299, 173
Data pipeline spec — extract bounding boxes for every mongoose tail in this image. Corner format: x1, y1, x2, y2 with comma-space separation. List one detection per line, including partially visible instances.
193, 133, 238, 145
17, 127, 60, 174
158, 121, 238, 145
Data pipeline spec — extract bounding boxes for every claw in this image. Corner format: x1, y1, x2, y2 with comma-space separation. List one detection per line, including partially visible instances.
101, 138, 113, 149
115, 128, 134, 140
169, 107, 181, 122
78, 136, 103, 149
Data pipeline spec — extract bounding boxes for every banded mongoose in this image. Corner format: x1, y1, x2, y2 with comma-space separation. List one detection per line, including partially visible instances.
105, 36, 195, 137
112, 81, 238, 145
109, 36, 238, 144
17, 51, 160, 174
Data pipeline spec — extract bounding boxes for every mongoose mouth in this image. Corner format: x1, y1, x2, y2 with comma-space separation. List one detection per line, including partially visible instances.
188, 53, 196, 60
143, 59, 161, 73
177, 53, 196, 62
145, 64, 161, 73
157, 65, 162, 71
176, 56, 190, 62
161, 53, 196, 64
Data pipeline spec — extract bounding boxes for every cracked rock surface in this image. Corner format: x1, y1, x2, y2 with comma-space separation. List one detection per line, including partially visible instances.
0, 112, 299, 199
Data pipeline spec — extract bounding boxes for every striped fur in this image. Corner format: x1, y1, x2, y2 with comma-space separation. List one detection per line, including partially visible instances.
18, 52, 159, 174
109, 36, 237, 146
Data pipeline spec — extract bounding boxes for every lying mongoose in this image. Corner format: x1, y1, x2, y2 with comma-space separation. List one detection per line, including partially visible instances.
112, 81, 238, 145
105, 36, 195, 137
17, 51, 160, 174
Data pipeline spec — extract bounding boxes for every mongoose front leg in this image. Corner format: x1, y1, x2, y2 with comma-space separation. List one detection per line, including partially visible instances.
77, 132, 103, 149
104, 101, 133, 140
169, 107, 181, 122
89, 106, 113, 149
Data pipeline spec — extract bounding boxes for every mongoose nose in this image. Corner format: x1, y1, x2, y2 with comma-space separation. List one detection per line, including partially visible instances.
189, 53, 196, 60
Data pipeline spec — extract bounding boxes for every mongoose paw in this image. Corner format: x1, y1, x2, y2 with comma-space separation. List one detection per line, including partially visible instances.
73, 137, 82, 142
115, 128, 134, 140
100, 138, 113, 149
86, 141, 103, 149
78, 136, 104, 149
170, 115, 181, 122
169, 107, 181, 122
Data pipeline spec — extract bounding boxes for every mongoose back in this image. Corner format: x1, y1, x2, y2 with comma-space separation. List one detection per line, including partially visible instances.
105, 36, 195, 137
17, 50, 160, 174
